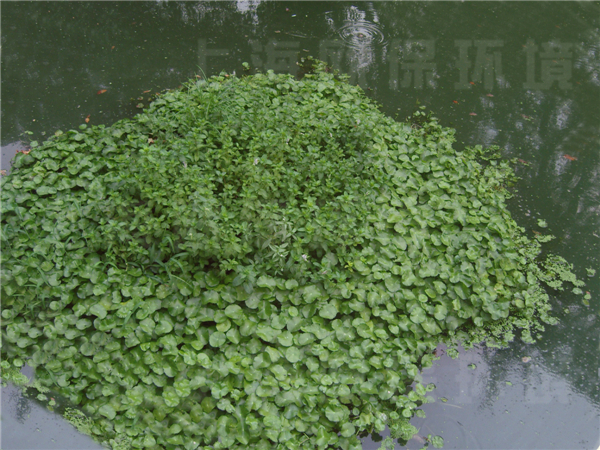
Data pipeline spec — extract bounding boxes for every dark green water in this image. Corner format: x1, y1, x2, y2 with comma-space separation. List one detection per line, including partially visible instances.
1, 2, 599, 449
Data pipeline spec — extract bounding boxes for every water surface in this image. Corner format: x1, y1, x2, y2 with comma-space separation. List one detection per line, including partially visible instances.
1, 2, 598, 449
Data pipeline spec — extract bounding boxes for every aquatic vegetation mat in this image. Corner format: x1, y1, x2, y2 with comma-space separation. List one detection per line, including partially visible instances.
1, 60, 586, 450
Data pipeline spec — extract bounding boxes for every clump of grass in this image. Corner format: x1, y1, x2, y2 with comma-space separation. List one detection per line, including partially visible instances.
0, 58, 585, 450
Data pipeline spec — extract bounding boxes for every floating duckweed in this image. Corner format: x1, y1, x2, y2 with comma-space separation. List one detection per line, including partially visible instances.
0, 59, 586, 449
428, 434, 445, 448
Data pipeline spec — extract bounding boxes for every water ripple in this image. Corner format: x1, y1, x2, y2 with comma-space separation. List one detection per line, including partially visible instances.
337, 21, 385, 49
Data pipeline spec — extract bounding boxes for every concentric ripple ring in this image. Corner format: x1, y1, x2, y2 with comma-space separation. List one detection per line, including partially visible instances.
338, 22, 385, 49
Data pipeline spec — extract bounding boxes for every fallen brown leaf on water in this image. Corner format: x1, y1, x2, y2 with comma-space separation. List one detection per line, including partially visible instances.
469, 112, 477, 116
97, 89, 107, 95
17, 149, 31, 154
453, 100, 458, 104
469, 81, 475, 85
563, 154, 577, 161
111, 46, 115, 50
532, 230, 541, 235
518, 159, 529, 164
85, 114, 90, 123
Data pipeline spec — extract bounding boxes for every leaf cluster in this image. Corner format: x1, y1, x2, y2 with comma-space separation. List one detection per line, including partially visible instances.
0, 62, 586, 449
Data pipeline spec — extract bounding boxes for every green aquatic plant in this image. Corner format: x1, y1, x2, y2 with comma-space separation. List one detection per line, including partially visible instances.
1, 59, 586, 450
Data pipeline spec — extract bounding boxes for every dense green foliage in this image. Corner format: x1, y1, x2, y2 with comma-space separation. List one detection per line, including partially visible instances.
0, 61, 585, 450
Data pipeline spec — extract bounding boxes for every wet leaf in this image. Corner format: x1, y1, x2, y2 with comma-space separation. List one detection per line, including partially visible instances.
284, 347, 302, 363
99, 404, 116, 420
